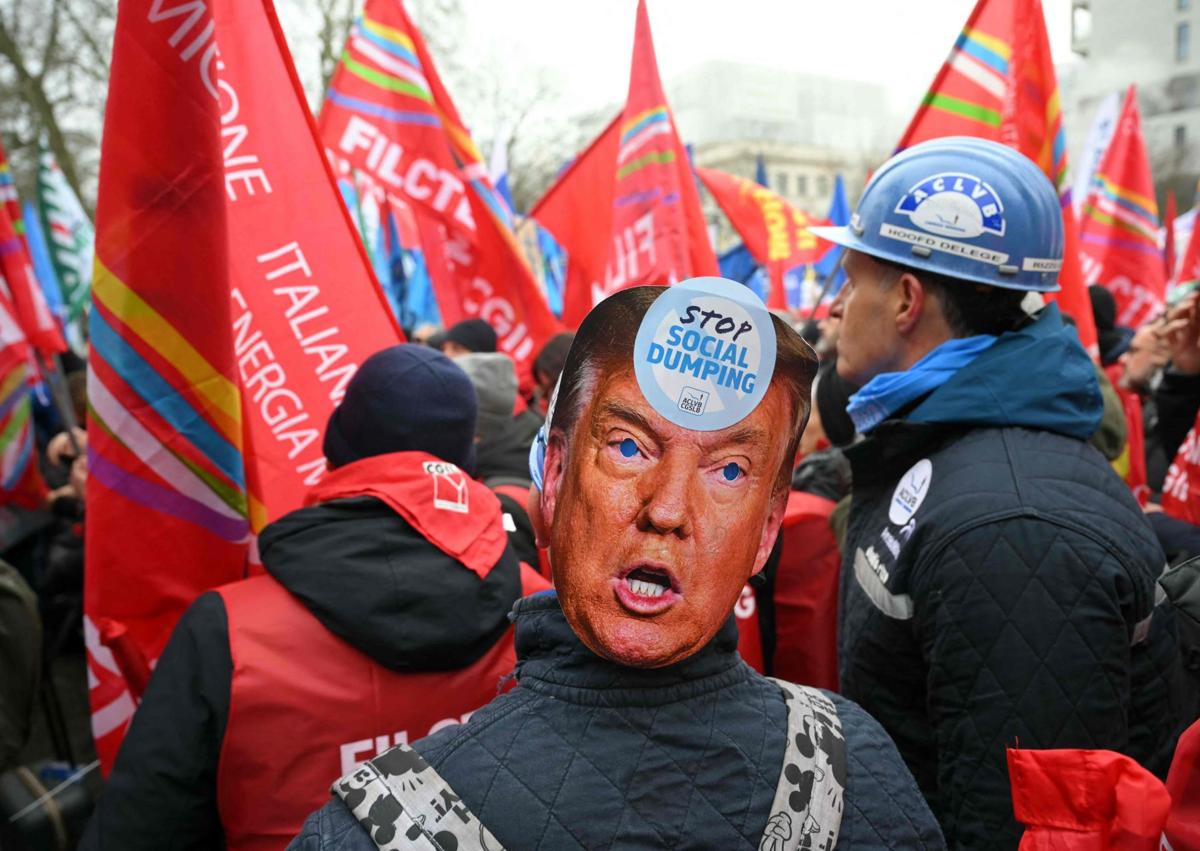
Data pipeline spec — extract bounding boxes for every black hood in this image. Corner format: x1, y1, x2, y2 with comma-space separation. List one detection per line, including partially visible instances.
475, 408, 543, 483
258, 496, 522, 672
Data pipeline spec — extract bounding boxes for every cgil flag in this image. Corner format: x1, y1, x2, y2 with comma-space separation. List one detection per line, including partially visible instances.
1079, 85, 1166, 328
695, 166, 829, 310
319, 0, 560, 373
898, 0, 1098, 353
532, 0, 717, 328
87, 0, 401, 769
36, 143, 94, 326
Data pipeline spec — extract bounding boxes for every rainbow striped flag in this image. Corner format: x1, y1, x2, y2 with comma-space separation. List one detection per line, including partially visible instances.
897, 0, 1095, 352
320, 0, 561, 371
534, 0, 716, 327
1079, 86, 1165, 328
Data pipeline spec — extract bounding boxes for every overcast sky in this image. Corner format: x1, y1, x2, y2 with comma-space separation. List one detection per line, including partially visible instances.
281, 0, 1077, 132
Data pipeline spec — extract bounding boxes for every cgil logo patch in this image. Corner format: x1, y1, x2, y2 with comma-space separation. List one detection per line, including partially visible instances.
633, 277, 777, 431
895, 172, 1005, 240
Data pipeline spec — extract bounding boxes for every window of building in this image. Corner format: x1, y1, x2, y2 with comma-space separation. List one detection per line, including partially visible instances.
797, 174, 809, 196
816, 175, 829, 197
1177, 124, 1188, 149
776, 172, 790, 196
1180, 0, 1191, 12
1178, 21, 1191, 62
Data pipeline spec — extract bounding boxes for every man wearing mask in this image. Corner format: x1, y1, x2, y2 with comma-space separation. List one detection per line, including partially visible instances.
810, 137, 1186, 849
82, 345, 547, 850
291, 278, 944, 850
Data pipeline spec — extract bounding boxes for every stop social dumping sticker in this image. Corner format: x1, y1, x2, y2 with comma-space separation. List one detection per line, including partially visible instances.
632, 277, 777, 431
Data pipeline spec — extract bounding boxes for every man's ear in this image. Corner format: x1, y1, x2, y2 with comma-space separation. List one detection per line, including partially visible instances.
894, 271, 928, 336
535, 431, 567, 548
750, 488, 789, 577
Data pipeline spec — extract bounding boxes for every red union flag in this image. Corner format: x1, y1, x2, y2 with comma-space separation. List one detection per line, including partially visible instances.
533, 0, 717, 328
318, 0, 560, 370
695, 167, 830, 310
898, 0, 1098, 353
87, 0, 401, 769
1079, 87, 1166, 328
0, 141, 65, 356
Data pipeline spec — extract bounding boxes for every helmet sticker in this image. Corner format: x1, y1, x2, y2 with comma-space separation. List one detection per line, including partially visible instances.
895, 172, 1006, 239
879, 223, 1009, 266
633, 277, 777, 431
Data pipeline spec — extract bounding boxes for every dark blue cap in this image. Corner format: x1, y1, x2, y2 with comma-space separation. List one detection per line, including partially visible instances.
323, 344, 478, 472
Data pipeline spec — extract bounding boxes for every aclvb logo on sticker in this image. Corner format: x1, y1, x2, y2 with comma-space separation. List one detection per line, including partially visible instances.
633, 277, 777, 431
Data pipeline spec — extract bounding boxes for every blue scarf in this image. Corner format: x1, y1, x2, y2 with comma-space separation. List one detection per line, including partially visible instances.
846, 335, 998, 433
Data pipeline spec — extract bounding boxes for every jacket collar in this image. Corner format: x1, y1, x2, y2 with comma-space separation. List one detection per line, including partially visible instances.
510, 593, 751, 707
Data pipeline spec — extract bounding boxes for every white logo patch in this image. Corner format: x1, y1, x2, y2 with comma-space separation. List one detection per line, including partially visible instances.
895, 172, 1005, 239
423, 461, 469, 514
889, 458, 932, 525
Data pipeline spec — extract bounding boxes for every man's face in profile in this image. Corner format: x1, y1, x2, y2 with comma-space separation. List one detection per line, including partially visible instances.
541, 367, 793, 669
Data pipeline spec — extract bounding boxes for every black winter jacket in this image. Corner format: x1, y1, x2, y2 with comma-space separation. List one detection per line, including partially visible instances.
291, 594, 945, 851
80, 491, 526, 851
839, 308, 1189, 851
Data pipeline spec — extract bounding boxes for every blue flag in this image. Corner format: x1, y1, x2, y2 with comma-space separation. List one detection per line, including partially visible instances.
813, 174, 849, 296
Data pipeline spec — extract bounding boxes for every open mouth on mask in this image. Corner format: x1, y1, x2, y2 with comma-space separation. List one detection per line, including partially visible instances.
613, 564, 680, 614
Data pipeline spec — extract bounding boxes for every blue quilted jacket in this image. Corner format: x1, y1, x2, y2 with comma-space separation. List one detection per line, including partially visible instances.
839, 306, 1190, 850
290, 594, 945, 850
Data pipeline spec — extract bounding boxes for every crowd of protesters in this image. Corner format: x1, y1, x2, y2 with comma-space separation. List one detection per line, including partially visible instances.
4, 137, 1200, 849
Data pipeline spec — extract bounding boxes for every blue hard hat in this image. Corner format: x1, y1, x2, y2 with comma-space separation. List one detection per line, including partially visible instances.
810, 137, 1063, 292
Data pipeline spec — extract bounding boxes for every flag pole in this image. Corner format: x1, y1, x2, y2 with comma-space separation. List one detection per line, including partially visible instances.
805, 247, 844, 321
36, 352, 82, 456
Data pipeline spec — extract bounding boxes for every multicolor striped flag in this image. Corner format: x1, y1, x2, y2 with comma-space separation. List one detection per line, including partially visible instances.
0, 141, 67, 357
319, 0, 560, 373
898, 0, 1098, 353
36, 143, 93, 326
1079, 86, 1165, 328
533, 0, 717, 328
695, 166, 829, 310
87, 0, 402, 769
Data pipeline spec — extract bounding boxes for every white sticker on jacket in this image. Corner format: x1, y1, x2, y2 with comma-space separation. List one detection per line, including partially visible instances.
889, 458, 932, 525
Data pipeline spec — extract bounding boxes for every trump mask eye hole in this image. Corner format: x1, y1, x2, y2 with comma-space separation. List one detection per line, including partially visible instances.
723, 462, 743, 482
619, 437, 639, 458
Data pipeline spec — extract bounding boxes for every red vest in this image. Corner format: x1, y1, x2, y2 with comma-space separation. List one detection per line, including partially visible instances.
770, 491, 840, 690
213, 451, 550, 850
215, 574, 535, 851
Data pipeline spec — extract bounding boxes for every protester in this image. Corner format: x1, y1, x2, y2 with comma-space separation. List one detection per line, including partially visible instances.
531, 331, 573, 413
81, 344, 548, 850
455, 352, 545, 567
455, 353, 544, 485
810, 137, 1187, 849
291, 279, 944, 850
431, 317, 498, 357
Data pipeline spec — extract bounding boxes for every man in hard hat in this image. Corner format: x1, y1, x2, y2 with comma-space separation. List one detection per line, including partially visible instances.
810, 137, 1189, 849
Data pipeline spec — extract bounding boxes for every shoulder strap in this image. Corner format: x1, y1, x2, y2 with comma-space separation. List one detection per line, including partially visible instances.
334, 743, 506, 851
759, 680, 846, 851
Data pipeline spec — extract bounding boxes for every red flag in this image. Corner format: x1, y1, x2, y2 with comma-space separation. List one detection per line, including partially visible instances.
1165, 191, 1178, 283
1079, 87, 1166, 328
533, 0, 717, 327
1179, 207, 1200, 290
0, 359, 46, 509
695, 167, 830, 310
318, 0, 560, 372
898, 0, 1099, 353
87, 0, 401, 769
0, 142, 65, 356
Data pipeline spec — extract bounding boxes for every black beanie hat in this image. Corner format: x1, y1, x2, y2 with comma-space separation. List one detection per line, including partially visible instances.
441, 318, 498, 353
323, 344, 478, 471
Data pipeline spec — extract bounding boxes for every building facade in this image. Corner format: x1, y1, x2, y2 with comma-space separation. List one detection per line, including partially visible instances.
1063, 0, 1200, 207
666, 61, 897, 253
